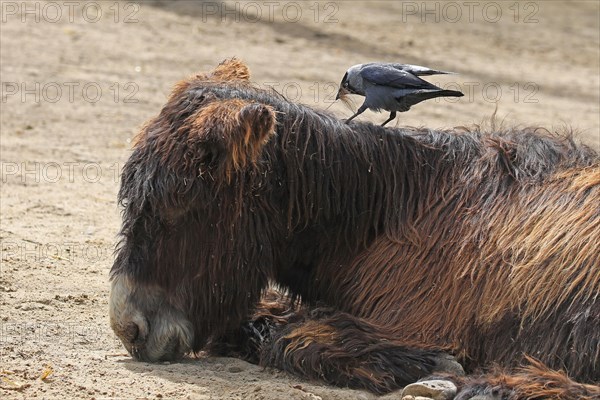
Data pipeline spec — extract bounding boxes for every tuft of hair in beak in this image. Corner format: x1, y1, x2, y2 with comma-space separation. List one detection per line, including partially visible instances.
336, 87, 349, 101
336, 89, 355, 111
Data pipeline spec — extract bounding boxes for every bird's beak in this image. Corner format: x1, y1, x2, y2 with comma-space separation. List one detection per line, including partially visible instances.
335, 87, 348, 101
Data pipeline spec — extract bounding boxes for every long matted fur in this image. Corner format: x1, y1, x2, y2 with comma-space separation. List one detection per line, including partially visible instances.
112, 59, 600, 398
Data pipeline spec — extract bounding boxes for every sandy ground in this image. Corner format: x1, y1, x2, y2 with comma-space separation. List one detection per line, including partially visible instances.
1, 1, 599, 399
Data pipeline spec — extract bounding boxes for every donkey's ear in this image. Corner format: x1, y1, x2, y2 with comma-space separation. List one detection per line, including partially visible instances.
179, 58, 250, 89
191, 100, 276, 178
237, 103, 277, 146
209, 58, 251, 82
226, 103, 276, 172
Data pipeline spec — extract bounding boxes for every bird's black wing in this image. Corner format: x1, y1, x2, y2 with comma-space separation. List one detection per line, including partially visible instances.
387, 63, 457, 76
360, 65, 440, 90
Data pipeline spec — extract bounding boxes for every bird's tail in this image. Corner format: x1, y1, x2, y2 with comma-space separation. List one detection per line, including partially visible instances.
396, 89, 465, 110
436, 90, 464, 97
408, 90, 464, 102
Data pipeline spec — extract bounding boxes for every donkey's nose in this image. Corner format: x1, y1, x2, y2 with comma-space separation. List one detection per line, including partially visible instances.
122, 314, 149, 347
123, 321, 140, 343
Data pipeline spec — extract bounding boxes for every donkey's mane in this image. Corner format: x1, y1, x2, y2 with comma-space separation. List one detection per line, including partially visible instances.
174, 82, 598, 245
123, 79, 600, 265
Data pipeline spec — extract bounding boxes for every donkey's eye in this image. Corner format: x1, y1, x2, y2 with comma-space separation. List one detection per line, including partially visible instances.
162, 208, 186, 226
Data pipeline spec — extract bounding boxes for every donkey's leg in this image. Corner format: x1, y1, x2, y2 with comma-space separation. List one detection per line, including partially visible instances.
257, 310, 462, 394
210, 290, 462, 394
427, 358, 600, 400
263, 312, 456, 394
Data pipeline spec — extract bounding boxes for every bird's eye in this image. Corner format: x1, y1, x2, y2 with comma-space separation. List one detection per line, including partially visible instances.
343, 82, 349, 87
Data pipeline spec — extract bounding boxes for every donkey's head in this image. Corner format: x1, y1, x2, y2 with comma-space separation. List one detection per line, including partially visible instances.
109, 60, 280, 361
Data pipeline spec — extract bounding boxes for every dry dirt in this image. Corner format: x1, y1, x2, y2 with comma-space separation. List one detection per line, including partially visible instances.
1, 1, 599, 399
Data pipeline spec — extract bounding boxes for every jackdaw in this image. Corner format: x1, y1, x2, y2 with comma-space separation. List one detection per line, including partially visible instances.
336, 63, 464, 126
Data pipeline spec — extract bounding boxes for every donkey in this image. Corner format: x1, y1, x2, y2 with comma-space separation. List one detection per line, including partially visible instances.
110, 59, 600, 399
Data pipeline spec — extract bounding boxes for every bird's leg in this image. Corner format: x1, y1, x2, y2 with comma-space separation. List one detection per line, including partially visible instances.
345, 105, 368, 124
380, 111, 397, 127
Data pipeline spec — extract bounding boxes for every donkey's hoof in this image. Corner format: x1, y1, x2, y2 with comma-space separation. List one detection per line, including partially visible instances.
401, 379, 457, 400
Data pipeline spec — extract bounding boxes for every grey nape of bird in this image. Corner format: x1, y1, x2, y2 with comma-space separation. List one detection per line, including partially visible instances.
335, 63, 464, 127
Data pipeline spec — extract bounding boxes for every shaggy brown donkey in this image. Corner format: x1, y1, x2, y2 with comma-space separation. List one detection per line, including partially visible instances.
110, 59, 600, 399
